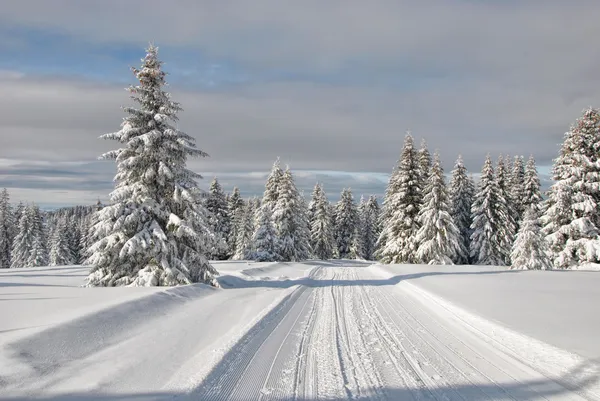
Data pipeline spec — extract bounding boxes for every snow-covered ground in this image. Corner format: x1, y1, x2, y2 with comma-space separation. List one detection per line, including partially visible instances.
1, 262, 599, 400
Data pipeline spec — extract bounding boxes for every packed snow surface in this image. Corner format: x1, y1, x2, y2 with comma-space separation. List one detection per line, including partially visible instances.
1, 261, 599, 400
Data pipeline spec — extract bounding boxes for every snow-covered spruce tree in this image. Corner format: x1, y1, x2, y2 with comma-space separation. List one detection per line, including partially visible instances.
85, 44, 217, 287
67, 218, 82, 264
418, 139, 432, 182
11, 204, 32, 268
11, 203, 48, 268
542, 107, 600, 268
470, 155, 511, 266
377, 132, 423, 263
309, 183, 334, 260
495, 155, 517, 264
80, 200, 104, 265
273, 167, 310, 261
416, 152, 462, 264
233, 202, 254, 260
541, 181, 573, 265
28, 204, 48, 267
334, 188, 358, 259
50, 218, 74, 266
510, 155, 526, 225
522, 155, 543, 214
205, 177, 231, 260
352, 196, 369, 260
250, 204, 280, 261
227, 187, 244, 258
511, 206, 552, 270
297, 191, 313, 259
10, 201, 24, 250
448, 155, 473, 264
0, 188, 13, 268
362, 195, 380, 260
263, 158, 283, 210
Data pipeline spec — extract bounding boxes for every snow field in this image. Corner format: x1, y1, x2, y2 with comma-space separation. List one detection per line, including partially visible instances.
1, 261, 599, 400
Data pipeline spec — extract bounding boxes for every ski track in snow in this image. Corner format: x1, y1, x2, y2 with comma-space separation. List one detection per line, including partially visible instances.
181, 263, 599, 401
2, 262, 599, 400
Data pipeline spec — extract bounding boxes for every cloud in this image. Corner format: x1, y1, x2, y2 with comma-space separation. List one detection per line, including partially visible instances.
1, 1, 599, 206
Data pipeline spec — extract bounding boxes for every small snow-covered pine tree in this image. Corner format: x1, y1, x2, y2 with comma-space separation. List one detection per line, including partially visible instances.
351, 196, 369, 260
334, 188, 358, 259
510, 155, 526, 225
309, 183, 334, 260
27, 204, 48, 267
250, 205, 280, 262
362, 196, 380, 260
273, 167, 310, 261
206, 177, 231, 260
470, 155, 511, 265
50, 218, 74, 266
510, 206, 552, 270
233, 202, 254, 260
85, 44, 217, 286
416, 152, 462, 264
296, 192, 313, 259
522, 155, 543, 214
448, 156, 473, 264
11, 203, 48, 268
263, 158, 283, 210
0, 188, 13, 268
418, 139, 432, 182
377, 132, 423, 263
228, 187, 244, 257
495, 155, 516, 264
542, 181, 573, 265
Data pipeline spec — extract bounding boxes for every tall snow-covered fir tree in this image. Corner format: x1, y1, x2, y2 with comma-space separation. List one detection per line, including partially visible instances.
334, 188, 358, 259
510, 155, 526, 225
522, 155, 543, 214
470, 155, 511, 266
272, 167, 311, 261
309, 183, 334, 260
448, 155, 473, 264
250, 204, 280, 262
85, 44, 217, 287
11, 203, 48, 268
542, 107, 600, 268
416, 152, 462, 265
205, 177, 231, 260
377, 133, 423, 263
0, 188, 13, 268
50, 218, 74, 266
510, 206, 552, 270
495, 155, 516, 264
227, 187, 244, 258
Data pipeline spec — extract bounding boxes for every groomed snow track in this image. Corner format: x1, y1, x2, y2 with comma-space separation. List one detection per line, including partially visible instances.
182, 262, 599, 401
2, 261, 599, 401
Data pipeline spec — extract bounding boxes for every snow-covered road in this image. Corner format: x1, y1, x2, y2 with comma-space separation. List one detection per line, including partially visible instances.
1, 262, 599, 400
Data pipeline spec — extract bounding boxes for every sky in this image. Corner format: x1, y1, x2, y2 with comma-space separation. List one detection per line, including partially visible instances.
1, 0, 599, 209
